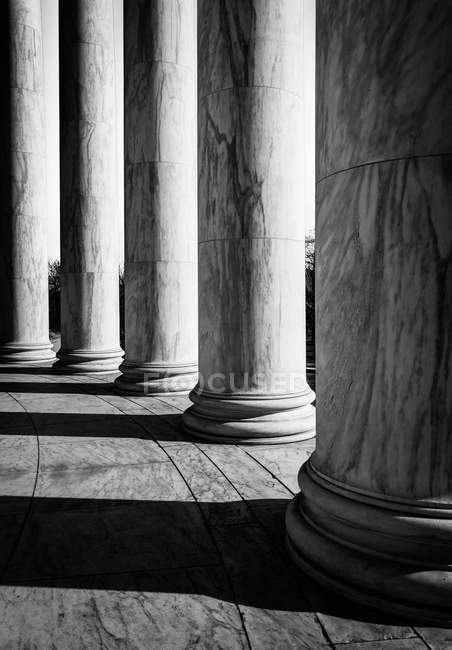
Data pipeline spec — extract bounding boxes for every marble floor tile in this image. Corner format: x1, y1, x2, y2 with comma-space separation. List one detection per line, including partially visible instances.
0, 430, 36, 447
96, 392, 152, 414
0, 444, 38, 477
335, 640, 426, 649
126, 411, 188, 446
211, 521, 328, 648
303, 577, 416, 645
38, 437, 168, 470
0, 371, 441, 647
0, 395, 28, 411
0, 472, 37, 500
155, 394, 192, 412
11, 393, 119, 415
199, 444, 292, 500
244, 440, 315, 494
166, 445, 255, 527
33, 413, 149, 442
165, 444, 239, 501
0, 566, 247, 650
5, 499, 219, 581
247, 498, 290, 554
0, 515, 25, 576
414, 626, 452, 649
35, 462, 193, 502
0, 409, 35, 436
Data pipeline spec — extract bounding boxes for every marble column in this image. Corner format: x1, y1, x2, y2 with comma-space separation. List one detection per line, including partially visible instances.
114, 0, 197, 394
0, 0, 54, 363
182, 0, 315, 443
286, 0, 452, 624
56, 0, 123, 374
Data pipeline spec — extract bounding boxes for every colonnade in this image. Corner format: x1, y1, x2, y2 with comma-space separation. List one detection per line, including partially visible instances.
0, 0, 451, 624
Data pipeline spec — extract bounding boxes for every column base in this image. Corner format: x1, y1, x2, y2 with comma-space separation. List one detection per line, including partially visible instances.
0, 341, 56, 363
182, 385, 316, 444
114, 361, 198, 395
286, 461, 452, 626
54, 348, 123, 374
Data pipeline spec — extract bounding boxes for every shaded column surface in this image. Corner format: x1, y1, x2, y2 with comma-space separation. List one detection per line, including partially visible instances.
56, 0, 122, 373
0, 0, 54, 363
286, 0, 452, 625
182, 0, 315, 443
115, 0, 197, 394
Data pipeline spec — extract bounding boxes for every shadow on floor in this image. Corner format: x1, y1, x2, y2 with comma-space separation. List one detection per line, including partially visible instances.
0, 493, 414, 627
0, 496, 301, 608
0, 382, 114, 394
0, 410, 187, 443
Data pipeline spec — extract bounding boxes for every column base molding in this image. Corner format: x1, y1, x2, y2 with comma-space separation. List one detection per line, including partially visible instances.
0, 341, 56, 363
54, 348, 123, 374
114, 361, 198, 395
182, 385, 316, 444
286, 461, 452, 626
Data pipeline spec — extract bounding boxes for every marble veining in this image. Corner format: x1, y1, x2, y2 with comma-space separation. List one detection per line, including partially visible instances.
199, 88, 304, 242
57, 0, 122, 373
287, 0, 452, 625
184, 0, 314, 441
117, 0, 197, 394
0, 0, 53, 360
315, 155, 452, 501
198, 238, 306, 384
198, 0, 303, 98
316, 0, 452, 179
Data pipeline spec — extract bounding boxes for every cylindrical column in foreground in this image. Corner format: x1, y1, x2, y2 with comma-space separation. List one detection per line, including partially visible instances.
182, 0, 315, 443
0, 0, 54, 363
286, 0, 452, 625
56, 0, 122, 373
115, 0, 197, 394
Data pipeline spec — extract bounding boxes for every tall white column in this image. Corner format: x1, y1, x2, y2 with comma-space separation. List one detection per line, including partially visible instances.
115, 0, 197, 395
287, 0, 452, 625
0, 0, 54, 363
182, 0, 315, 443
56, 0, 123, 373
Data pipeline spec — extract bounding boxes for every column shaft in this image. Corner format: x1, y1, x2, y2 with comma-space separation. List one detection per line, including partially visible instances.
0, 0, 54, 363
115, 0, 197, 395
286, 0, 452, 624
182, 0, 315, 443
56, 0, 122, 373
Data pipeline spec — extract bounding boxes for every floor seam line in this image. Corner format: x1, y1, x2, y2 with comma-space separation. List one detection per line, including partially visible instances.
97, 395, 253, 650
411, 626, 433, 649
240, 446, 297, 496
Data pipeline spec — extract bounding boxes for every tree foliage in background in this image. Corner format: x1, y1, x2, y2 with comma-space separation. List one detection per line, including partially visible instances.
119, 265, 125, 348
47, 260, 126, 350
48, 259, 61, 332
49, 244, 315, 353
305, 230, 315, 344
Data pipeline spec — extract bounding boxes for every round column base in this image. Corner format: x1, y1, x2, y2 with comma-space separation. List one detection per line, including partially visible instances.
286, 461, 452, 627
54, 348, 123, 374
114, 361, 198, 395
0, 341, 56, 363
182, 385, 316, 444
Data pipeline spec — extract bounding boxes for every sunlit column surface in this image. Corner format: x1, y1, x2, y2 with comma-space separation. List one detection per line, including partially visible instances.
182, 0, 315, 443
55, 0, 122, 373
115, 0, 197, 395
0, 0, 54, 362
286, 0, 452, 624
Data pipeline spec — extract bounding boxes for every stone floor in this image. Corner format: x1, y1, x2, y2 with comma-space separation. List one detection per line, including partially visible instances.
0, 368, 449, 649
